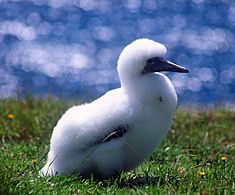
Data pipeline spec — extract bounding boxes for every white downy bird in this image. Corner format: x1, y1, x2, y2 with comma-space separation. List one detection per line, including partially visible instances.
40, 38, 189, 178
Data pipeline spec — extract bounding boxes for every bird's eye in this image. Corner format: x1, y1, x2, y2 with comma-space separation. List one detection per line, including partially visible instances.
146, 57, 162, 65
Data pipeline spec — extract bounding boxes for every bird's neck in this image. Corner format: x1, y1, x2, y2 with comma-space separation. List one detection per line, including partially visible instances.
120, 74, 148, 104
120, 74, 140, 92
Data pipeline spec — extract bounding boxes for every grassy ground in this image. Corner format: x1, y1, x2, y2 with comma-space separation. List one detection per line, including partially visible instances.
0, 97, 234, 194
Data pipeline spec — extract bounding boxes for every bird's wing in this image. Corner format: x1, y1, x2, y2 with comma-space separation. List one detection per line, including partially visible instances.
83, 124, 129, 150
51, 88, 132, 153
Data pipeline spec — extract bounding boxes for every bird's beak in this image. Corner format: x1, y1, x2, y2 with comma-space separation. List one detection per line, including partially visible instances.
143, 57, 189, 73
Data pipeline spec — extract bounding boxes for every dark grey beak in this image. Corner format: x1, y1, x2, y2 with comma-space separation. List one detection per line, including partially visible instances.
143, 57, 189, 73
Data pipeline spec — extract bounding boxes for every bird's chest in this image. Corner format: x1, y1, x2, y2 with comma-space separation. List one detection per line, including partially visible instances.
125, 110, 171, 157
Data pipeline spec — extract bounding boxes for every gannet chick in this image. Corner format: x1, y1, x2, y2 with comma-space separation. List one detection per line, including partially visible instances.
40, 38, 189, 178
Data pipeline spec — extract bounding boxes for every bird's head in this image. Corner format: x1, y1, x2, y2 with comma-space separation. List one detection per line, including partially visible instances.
117, 38, 189, 81
117, 38, 189, 113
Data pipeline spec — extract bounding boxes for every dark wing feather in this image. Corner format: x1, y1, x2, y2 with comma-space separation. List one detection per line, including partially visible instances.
81, 125, 128, 152
101, 125, 128, 144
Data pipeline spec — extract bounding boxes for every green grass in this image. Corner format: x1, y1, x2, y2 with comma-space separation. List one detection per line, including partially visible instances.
0, 97, 234, 194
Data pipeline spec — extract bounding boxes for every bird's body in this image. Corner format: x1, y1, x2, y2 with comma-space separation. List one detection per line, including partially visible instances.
40, 38, 188, 178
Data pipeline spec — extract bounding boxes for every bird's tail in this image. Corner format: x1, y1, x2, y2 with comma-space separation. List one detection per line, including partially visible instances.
39, 163, 58, 176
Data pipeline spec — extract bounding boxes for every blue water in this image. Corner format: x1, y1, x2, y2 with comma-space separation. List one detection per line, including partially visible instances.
0, 0, 235, 105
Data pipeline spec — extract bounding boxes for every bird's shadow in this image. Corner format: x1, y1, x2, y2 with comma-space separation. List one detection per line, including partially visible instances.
71, 173, 161, 188
88, 174, 160, 188
118, 175, 160, 188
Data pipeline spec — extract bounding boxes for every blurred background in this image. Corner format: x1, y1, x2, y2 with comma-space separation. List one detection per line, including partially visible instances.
0, 0, 234, 106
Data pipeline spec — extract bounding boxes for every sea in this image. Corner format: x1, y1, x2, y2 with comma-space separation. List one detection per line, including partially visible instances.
0, 0, 235, 106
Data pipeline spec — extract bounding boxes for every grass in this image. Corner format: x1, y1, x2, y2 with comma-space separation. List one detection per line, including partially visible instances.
0, 97, 234, 194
